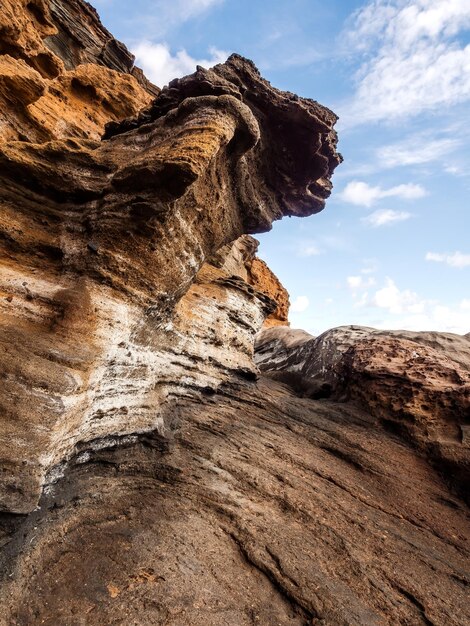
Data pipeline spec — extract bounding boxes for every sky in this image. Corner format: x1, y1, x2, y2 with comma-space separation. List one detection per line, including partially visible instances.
94, 0, 470, 336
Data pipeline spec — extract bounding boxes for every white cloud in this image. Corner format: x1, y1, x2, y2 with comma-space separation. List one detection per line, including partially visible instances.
347, 275, 376, 290
373, 300, 470, 334
340, 180, 426, 207
347, 276, 363, 289
372, 278, 425, 314
425, 251, 470, 268
363, 209, 412, 227
444, 164, 463, 175
347, 275, 376, 308
347, 276, 469, 334
377, 137, 460, 168
291, 296, 310, 313
132, 42, 228, 86
178, 0, 223, 19
342, 0, 470, 125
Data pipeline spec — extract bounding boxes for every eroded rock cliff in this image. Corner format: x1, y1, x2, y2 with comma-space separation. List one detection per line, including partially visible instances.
0, 0, 156, 142
0, 0, 340, 514
1, 2, 469, 625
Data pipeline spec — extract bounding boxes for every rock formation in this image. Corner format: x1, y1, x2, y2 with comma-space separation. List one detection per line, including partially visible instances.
211, 236, 291, 327
0, 0, 156, 143
0, 2, 469, 625
256, 325, 470, 503
0, 0, 341, 514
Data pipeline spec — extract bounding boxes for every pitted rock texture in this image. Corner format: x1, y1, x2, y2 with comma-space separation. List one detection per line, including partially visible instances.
0, 37, 341, 512
0, 378, 469, 625
255, 325, 470, 503
104, 53, 342, 227
0, 0, 155, 142
250, 257, 290, 327
2, 6, 468, 626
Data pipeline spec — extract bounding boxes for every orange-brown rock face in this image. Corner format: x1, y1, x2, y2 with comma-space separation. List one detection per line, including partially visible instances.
209, 235, 290, 327
249, 257, 290, 327
2, 5, 469, 626
0, 11, 341, 512
0, 0, 155, 142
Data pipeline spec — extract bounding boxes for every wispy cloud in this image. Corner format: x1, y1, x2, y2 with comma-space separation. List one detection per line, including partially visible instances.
425, 251, 470, 268
361, 259, 379, 275
132, 42, 227, 86
340, 0, 470, 125
295, 234, 354, 258
340, 180, 426, 207
259, 47, 324, 70
346, 274, 376, 308
128, 0, 224, 38
376, 137, 461, 168
363, 209, 412, 227
347, 275, 376, 290
298, 243, 322, 257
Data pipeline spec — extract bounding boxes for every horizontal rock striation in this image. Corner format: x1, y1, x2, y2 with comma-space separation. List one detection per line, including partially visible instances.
1, 4, 469, 625
0, 11, 341, 513
210, 235, 291, 327
1, 377, 469, 625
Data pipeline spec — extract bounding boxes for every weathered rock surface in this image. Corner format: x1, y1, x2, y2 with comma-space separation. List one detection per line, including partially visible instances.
0, 4, 341, 513
250, 257, 290, 327
1, 377, 469, 625
211, 235, 290, 327
0, 0, 155, 142
1, 3, 469, 625
256, 325, 470, 503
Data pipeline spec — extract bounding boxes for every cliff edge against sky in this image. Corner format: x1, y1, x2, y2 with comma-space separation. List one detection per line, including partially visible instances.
0, 2, 468, 625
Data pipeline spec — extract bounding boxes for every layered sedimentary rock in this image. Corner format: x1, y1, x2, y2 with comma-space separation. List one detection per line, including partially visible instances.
1, 3, 469, 625
0, 0, 341, 514
1, 376, 469, 625
256, 325, 470, 502
250, 257, 290, 327
211, 235, 290, 327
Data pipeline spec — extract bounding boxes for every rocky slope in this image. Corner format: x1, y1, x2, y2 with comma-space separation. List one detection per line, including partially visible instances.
1, 376, 469, 626
0, 2, 469, 625
256, 325, 470, 504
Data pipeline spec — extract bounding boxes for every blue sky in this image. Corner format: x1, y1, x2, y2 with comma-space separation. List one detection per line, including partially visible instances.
94, 0, 470, 335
